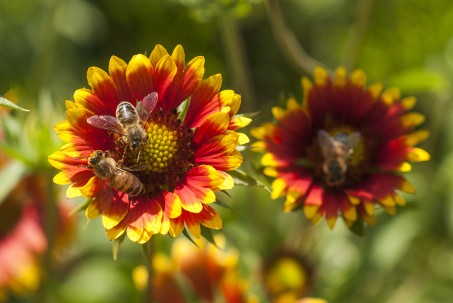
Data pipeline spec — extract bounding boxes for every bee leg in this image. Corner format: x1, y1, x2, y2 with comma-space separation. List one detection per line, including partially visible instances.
136, 150, 141, 163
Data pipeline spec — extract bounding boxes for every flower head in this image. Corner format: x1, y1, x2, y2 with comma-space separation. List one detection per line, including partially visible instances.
48, 44, 250, 243
0, 200, 45, 300
133, 236, 252, 303
262, 250, 313, 301
252, 67, 429, 229
0, 161, 74, 301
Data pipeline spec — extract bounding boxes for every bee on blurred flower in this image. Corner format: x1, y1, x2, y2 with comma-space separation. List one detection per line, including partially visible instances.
317, 130, 361, 187
87, 92, 158, 161
88, 150, 145, 197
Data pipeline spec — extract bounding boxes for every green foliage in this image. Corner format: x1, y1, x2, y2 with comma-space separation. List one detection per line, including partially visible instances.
0, 160, 27, 205
0, 96, 29, 112
229, 168, 271, 191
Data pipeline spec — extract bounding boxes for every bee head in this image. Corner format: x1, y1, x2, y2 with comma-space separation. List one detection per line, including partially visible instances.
88, 150, 104, 166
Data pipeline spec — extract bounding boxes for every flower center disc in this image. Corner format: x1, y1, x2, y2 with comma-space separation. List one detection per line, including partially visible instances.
141, 123, 178, 172
125, 110, 194, 193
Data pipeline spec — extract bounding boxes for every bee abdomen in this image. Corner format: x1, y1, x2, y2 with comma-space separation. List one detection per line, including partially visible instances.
116, 102, 138, 126
109, 172, 145, 197
127, 179, 145, 197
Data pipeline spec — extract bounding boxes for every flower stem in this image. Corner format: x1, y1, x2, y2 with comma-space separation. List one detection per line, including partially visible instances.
218, 11, 257, 112
34, 171, 59, 303
343, 0, 375, 70
143, 239, 154, 303
24, 0, 59, 106
265, 0, 328, 75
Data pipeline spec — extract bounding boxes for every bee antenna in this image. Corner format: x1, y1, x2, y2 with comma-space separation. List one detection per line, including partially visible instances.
81, 137, 94, 153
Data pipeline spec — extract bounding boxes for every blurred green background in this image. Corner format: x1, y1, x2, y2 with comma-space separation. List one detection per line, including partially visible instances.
1, 0, 453, 302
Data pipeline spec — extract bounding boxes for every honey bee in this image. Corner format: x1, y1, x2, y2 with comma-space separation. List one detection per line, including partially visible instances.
317, 130, 361, 187
88, 150, 145, 196
87, 92, 158, 155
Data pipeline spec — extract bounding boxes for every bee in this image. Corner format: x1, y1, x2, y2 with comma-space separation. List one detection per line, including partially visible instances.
87, 92, 158, 157
317, 130, 361, 187
88, 150, 145, 196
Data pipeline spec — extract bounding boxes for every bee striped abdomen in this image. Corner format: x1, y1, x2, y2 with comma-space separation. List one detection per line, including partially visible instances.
88, 150, 146, 197
108, 170, 145, 197
116, 102, 138, 127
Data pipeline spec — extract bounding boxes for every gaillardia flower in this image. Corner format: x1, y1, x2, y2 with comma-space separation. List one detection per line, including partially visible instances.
133, 236, 253, 303
0, 201, 45, 301
252, 67, 429, 228
262, 250, 313, 302
48, 44, 250, 243
0, 159, 74, 301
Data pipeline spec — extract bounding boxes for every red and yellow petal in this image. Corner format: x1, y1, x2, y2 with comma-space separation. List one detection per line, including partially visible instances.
174, 165, 226, 213
126, 54, 155, 101
162, 53, 206, 112
87, 67, 120, 115
171, 204, 222, 238
194, 133, 243, 171
153, 55, 177, 107
106, 199, 163, 244
193, 112, 230, 145
108, 55, 131, 101
184, 74, 222, 128
86, 189, 130, 229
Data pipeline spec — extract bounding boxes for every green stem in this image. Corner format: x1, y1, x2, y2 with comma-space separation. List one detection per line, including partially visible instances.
218, 12, 257, 112
23, 0, 59, 106
143, 239, 154, 303
266, 0, 327, 75
34, 171, 59, 303
343, 0, 375, 70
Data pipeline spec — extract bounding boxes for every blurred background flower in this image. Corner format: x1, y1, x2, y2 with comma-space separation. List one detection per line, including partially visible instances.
262, 249, 314, 302
251, 66, 429, 230
133, 235, 255, 302
0, 109, 75, 302
0, 198, 46, 301
0, 0, 452, 302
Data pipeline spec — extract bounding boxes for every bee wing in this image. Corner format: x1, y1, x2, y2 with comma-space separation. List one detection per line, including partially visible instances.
87, 115, 125, 134
137, 92, 158, 122
317, 130, 335, 157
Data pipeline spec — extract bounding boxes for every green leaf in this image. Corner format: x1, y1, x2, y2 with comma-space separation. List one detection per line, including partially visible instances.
182, 229, 199, 248
69, 198, 92, 216
177, 98, 190, 122
0, 161, 27, 205
141, 239, 154, 268
200, 226, 220, 249
0, 96, 30, 112
234, 111, 260, 118
229, 169, 271, 192
112, 233, 126, 261
216, 198, 238, 213
349, 217, 365, 237
387, 68, 449, 94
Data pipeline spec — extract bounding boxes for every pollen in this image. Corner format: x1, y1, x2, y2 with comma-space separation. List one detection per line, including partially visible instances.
142, 124, 178, 172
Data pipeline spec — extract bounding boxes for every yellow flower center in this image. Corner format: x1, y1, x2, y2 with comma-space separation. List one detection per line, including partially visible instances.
266, 258, 307, 295
139, 123, 178, 172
